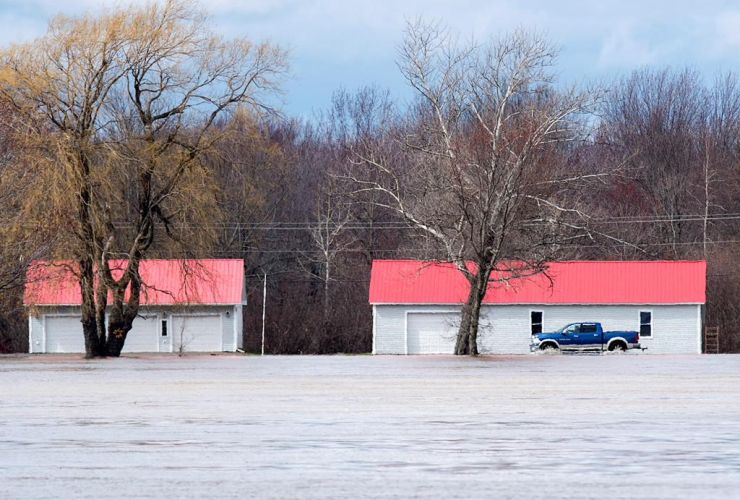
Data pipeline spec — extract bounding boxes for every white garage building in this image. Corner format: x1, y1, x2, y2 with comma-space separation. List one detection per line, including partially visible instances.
25, 259, 245, 354
370, 260, 706, 355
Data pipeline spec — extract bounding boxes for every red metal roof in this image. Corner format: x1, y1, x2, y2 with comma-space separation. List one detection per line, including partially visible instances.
24, 259, 245, 306
369, 260, 706, 305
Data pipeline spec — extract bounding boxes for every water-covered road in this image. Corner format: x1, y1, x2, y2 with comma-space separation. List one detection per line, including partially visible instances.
1, 354, 739, 499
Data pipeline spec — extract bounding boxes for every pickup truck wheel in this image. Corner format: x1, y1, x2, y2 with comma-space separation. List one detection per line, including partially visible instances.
608, 342, 626, 353
539, 343, 560, 354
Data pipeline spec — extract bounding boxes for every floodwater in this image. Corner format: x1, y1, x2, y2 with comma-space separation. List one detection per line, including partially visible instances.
1, 354, 739, 500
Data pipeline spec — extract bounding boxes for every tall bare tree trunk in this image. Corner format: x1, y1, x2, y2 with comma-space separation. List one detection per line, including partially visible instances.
455, 266, 488, 356
78, 154, 107, 358
104, 262, 143, 357
323, 257, 331, 337
79, 258, 105, 358
703, 137, 712, 259
105, 310, 133, 357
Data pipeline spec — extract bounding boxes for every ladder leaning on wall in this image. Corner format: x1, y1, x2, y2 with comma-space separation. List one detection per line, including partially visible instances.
704, 327, 720, 354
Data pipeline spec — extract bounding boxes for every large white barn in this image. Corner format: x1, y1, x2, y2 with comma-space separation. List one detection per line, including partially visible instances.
369, 260, 706, 355
25, 259, 246, 354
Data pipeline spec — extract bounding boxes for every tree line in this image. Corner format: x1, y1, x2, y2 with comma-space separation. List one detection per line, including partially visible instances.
0, 1, 738, 355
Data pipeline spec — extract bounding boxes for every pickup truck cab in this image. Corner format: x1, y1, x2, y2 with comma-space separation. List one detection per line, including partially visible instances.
530, 322, 641, 353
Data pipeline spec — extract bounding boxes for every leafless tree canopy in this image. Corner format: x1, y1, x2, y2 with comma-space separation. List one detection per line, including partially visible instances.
0, 0, 288, 357
0, 12, 739, 355
344, 22, 610, 354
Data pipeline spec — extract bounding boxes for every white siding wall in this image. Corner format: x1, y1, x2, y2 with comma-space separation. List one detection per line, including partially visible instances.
533, 304, 701, 354
478, 306, 530, 354
29, 305, 239, 353
373, 303, 701, 355
373, 305, 414, 354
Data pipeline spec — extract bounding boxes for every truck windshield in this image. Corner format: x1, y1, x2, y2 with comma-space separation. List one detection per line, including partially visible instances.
557, 324, 579, 333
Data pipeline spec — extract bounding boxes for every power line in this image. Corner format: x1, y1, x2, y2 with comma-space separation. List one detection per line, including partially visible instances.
1, 213, 723, 234
211, 239, 740, 254
585, 214, 740, 225
5, 213, 740, 231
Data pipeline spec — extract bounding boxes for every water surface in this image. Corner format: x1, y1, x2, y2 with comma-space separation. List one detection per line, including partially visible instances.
1, 354, 738, 499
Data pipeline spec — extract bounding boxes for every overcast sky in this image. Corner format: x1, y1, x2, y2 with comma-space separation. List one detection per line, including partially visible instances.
1, 0, 740, 117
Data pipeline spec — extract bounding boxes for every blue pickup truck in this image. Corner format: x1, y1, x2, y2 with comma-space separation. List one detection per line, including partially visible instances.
530, 322, 642, 353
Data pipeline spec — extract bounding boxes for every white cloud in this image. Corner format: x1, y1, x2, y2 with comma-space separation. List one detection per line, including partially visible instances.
1, 0, 738, 115
212, 0, 552, 64
713, 10, 740, 55
597, 22, 662, 68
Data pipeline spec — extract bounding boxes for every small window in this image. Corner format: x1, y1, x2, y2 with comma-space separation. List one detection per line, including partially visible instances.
531, 311, 543, 334
161, 320, 168, 337
581, 324, 597, 333
639, 311, 652, 338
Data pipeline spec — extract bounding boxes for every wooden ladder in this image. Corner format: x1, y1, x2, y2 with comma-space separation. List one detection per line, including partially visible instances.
704, 326, 720, 354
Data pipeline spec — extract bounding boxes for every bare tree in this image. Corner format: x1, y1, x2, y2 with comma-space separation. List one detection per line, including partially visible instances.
0, 0, 288, 357
0, 105, 46, 292
600, 68, 707, 256
346, 22, 604, 355
299, 183, 357, 336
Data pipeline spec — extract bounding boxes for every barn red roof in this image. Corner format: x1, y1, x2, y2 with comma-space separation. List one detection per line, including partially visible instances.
369, 260, 706, 305
24, 259, 245, 306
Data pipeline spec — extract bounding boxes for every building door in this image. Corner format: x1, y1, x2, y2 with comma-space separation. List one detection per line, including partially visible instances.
170, 315, 222, 352
45, 315, 85, 353
159, 317, 171, 353
406, 312, 457, 354
121, 315, 159, 353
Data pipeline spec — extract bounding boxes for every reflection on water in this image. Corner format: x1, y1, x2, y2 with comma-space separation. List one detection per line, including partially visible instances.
1, 355, 739, 499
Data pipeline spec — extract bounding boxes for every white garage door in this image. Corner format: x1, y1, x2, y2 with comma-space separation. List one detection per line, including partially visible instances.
171, 315, 222, 352
407, 312, 457, 354
45, 315, 85, 353
122, 315, 159, 353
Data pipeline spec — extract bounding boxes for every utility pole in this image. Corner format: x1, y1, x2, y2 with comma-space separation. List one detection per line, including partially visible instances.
261, 272, 267, 356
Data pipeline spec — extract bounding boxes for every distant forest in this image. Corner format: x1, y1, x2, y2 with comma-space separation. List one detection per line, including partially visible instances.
1, 2, 738, 354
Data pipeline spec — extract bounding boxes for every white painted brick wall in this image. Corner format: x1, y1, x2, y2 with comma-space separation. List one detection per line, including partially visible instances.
373, 304, 701, 355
